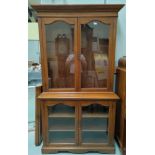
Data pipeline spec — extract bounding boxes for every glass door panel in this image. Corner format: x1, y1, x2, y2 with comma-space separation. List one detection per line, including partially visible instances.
45, 21, 75, 89
81, 104, 109, 144
48, 104, 75, 144
80, 21, 109, 88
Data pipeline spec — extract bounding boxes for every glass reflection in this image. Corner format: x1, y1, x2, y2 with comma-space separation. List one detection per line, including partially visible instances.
81, 21, 109, 88
45, 21, 75, 88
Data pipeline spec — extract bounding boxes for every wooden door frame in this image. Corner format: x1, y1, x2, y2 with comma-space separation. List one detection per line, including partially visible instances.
42, 100, 78, 146
78, 100, 115, 146
39, 17, 78, 92
77, 17, 117, 92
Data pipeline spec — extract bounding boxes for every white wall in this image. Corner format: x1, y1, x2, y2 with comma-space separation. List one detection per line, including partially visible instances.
28, 23, 39, 40
28, 23, 40, 63
107, 0, 126, 64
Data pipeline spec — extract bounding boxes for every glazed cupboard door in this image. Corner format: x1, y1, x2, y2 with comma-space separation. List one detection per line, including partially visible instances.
39, 18, 78, 91
43, 102, 78, 145
77, 18, 116, 91
79, 101, 116, 146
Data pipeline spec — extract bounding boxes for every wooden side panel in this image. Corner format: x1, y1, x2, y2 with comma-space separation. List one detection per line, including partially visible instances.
35, 85, 43, 146
38, 18, 48, 91
108, 18, 117, 91
108, 101, 116, 145
115, 57, 126, 154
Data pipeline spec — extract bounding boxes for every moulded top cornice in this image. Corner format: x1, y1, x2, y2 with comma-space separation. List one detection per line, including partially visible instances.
32, 4, 125, 13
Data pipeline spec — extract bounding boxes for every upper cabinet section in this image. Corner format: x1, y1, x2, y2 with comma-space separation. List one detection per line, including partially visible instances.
32, 4, 124, 92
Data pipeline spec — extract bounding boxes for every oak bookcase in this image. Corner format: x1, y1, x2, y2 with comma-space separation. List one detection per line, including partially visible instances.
33, 4, 124, 154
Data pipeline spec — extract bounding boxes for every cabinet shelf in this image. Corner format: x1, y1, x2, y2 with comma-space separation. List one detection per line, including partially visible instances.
82, 139, 108, 144
49, 138, 75, 144
82, 132, 108, 144
48, 131, 75, 144
83, 126, 107, 132
82, 137, 108, 144
48, 113, 75, 118
83, 112, 108, 118
48, 125, 75, 132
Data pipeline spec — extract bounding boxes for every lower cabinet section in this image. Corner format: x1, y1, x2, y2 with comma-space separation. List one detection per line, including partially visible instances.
41, 100, 116, 153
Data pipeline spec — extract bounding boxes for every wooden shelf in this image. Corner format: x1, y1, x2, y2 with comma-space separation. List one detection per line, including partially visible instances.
48, 112, 75, 118
48, 125, 75, 132
38, 92, 120, 100
49, 138, 75, 144
83, 112, 108, 118
82, 138, 108, 144
82, 125, 107, 132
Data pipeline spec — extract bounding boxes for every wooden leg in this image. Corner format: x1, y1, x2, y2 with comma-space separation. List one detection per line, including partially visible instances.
35, 85, 42, 146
